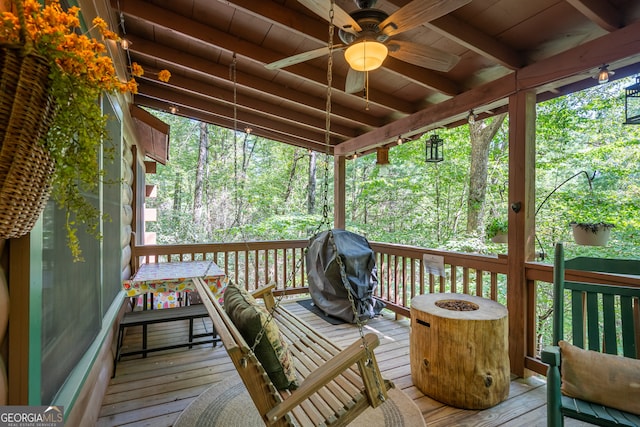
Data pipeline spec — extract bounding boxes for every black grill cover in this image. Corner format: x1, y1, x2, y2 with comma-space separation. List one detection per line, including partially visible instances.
306, 229, 384, 323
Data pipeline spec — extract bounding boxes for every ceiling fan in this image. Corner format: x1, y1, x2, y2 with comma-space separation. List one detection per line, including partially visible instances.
265, 0, 470, 93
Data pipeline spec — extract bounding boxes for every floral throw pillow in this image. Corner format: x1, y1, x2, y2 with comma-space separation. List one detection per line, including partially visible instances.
224, 283, 298, 390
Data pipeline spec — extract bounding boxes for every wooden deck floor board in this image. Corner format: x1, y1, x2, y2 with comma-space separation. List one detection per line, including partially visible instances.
98, 299, 597, 426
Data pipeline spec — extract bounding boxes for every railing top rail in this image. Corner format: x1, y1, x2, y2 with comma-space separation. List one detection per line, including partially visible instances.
133, 240, 309, 257
526, 260, 640, 288
369, 241, 508, 273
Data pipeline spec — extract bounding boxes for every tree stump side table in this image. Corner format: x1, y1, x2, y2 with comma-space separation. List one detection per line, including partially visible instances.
410, 293, 510, 409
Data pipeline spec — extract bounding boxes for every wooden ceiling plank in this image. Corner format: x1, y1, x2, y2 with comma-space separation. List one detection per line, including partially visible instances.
216, 0, 329, 41
126, 35, 382, 129
427, 14, 523, 70
383, 57, 460, 96
565, 0, 622, 32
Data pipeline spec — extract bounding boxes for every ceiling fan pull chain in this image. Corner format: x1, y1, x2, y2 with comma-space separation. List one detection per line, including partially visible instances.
365, 70, 370, 111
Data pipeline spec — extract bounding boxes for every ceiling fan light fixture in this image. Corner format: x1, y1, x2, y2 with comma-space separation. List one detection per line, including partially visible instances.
344, 40, 388, 72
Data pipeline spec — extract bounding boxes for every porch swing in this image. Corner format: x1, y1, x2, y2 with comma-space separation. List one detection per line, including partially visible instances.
193, 3, 392, 424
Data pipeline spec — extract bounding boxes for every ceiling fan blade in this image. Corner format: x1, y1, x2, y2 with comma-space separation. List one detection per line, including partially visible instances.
387, 40, 460, 72
379, 0, 471, 37
265, 46, 334, 70
296, 0, 361, 34
345, 68, 365, 94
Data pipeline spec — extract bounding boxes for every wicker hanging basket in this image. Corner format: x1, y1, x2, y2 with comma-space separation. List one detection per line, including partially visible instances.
0, 46, 57, 239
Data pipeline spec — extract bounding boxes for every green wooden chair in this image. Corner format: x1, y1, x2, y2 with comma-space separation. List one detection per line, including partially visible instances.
541, 242, 640, 427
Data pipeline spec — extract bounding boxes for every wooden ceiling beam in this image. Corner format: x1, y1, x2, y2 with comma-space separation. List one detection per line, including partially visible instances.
137, 96, 332, 153
336, 18, 640, 156
136, 70, 359, 139
117, 0, 412, 114
426, 14, 523, 70
517, 19, 640, 90
134, 85, 342, 148
221, 0, 461, 96
334, 74, 516, 156
385, 0, 522, 70
565, 0, 623, 32
126, 35, 382, 130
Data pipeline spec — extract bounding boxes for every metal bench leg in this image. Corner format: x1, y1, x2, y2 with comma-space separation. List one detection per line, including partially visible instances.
113, 325, 126, 378
142, 324, 148, 358
189, 318, 194, 349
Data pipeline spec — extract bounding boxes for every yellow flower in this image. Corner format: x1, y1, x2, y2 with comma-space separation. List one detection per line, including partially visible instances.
92, 17, 107, 31
131, 62, 144, 77
158, 69, 171, 82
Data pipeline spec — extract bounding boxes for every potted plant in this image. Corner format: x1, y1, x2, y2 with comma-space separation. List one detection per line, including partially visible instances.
0, 0, 170, 260
569, 222, 615, 246
486, 218, 508, 244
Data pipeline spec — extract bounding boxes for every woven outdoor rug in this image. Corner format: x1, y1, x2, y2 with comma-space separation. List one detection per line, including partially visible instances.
174, 374, 425, 427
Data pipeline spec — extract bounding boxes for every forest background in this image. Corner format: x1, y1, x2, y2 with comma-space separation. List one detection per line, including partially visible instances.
144, 77, 639, 354
146, 77, 640, 263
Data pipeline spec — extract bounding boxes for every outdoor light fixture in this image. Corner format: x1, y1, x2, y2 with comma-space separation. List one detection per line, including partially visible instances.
624, 76, 640, 124
169, 105, 178, 114
376, 146, 389, 165
120, 38, 131, 50
596, 65, 614, 84
397, 135, 403, 145
244, 126, 252, 134
425, 133, 444, 163
344, 40, 388, 72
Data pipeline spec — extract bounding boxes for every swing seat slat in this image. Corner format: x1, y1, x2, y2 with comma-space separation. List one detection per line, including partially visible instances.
194, 278, 393, 427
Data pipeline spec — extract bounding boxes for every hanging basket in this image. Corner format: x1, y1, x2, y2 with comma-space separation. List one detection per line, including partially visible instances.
0, 46, 57, 239
570, 222, 614, 246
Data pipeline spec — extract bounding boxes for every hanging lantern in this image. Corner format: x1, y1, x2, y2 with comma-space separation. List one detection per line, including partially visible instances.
624, 76, 640, 124
426, 133, 444, 163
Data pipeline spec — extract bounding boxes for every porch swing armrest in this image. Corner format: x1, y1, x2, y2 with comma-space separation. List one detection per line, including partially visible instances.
265, 333, 386, 424
251, 282, 277, 311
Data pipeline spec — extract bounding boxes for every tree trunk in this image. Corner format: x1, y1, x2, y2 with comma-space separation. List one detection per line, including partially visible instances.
172, 173, 182, 213
283, 148, 303, 209
466, 113, 507, 235
193, 122, 208, 228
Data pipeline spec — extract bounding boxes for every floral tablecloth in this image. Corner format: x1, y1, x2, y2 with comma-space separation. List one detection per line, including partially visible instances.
123, 260, 227, 309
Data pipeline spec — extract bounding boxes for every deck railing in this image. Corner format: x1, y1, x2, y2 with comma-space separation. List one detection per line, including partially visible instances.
131, 240, 640, 377
132, 240, 509, 311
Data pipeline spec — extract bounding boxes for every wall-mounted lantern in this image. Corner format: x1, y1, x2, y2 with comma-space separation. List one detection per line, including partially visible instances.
425, 133, 444, 163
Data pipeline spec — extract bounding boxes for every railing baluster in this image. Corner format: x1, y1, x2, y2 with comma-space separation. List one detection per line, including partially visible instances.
463, 267, 470, 294
450, 266, 457, 293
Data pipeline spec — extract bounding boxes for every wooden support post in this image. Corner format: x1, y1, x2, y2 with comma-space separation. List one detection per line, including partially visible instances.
507, 90, 537, 377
